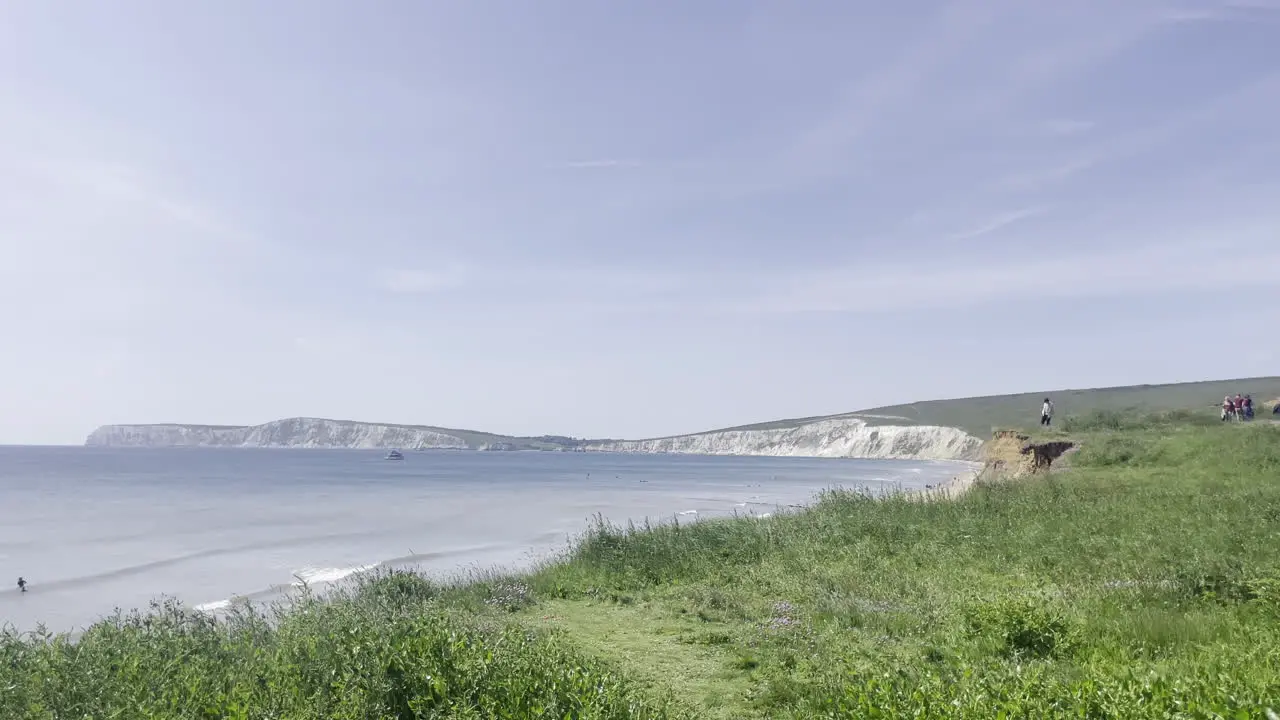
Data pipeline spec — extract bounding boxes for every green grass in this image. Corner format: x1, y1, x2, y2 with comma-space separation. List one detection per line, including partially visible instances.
602, 376, 1280, 441
10, 414, 1280, 717
1, 576, 676, 719
522, 419, 1280, 717
868, 376, 1280, 436
715, 375, 1280, 437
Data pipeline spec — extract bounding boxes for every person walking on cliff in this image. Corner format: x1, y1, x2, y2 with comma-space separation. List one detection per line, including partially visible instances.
1223, 395, 1236, 421
1040, 398, 1054, 427
16, 577, 26, 593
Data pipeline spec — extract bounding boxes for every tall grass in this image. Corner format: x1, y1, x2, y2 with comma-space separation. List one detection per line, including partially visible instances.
532, 421, 1280, 716
0, 572, 675, 719
3, 419, 1278, 717
1059, 406, 1225, 432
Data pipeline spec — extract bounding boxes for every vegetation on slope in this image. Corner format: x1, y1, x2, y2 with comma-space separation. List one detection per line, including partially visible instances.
7, 413, 1280, 717
855, 376, 1280, 436
650, 376, 1280, 439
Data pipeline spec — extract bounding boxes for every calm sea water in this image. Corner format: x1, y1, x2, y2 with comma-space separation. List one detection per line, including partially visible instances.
0, 446, 972, 634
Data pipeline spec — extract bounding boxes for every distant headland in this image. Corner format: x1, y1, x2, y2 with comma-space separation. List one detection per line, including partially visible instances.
85, 376, 1280, 462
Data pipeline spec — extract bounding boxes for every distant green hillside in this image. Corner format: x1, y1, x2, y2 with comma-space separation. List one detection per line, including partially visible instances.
722, 376, 1280, 438
100, 377, 1279, 449
322, 422, 588, 451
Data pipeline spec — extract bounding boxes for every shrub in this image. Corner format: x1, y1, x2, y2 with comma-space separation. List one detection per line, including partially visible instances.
965, 595, 1077, 659
484, 579, 536, 613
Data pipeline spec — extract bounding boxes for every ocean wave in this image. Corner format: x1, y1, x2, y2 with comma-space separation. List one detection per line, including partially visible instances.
292, 564, 379, 587
189, 543, 513, 616
30, 529, 387, 593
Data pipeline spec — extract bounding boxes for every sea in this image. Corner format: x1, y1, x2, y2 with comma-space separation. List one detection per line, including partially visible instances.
0, 446, 973, 634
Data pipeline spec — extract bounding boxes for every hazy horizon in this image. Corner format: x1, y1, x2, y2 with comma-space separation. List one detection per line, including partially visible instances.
3, 1, 1278, 445
46, 371, 1278, 446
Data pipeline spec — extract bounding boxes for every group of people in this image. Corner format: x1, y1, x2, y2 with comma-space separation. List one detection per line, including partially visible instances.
1221, 393, 1261, 421
1038, 394, 1274, 427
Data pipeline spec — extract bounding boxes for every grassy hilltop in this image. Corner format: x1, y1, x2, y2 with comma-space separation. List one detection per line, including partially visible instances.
720, 375, 1280, 438
7, 386, 1280, 717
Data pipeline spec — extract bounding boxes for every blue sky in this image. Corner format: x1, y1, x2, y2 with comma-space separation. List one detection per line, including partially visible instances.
1, 0, 1278, 444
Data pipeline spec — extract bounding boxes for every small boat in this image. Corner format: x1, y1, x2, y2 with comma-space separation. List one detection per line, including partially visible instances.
385, 449, 404, 460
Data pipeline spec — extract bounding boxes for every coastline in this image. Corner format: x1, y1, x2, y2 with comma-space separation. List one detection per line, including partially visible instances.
934, 465, 983, 499
10, 420, 1280, 716
902, 463, 983, 502
85, 417, 986, 462
3, 449, 967, 637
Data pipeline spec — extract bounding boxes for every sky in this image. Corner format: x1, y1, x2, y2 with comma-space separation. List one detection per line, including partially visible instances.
1, 0, 1278, 445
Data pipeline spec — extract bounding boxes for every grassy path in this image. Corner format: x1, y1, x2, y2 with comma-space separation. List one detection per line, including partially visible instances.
527, 599, 758, 718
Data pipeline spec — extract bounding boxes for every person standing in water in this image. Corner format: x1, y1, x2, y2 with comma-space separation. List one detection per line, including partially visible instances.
17, 577, 26, 592
1040, 397, 1054, 427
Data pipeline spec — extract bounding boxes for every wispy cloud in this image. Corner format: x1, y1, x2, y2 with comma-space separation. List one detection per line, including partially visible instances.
1160, 0, 1280, 23
946, 206, 1048, 241
780, 0, 1001, 176
3, 0, 1279, 443
1043, 119, 1096, 136
445, 215, 1280, 317
994, 71, 1280, 193
28, 158, 248, 244
378, 267, 467, 294
560, 159, 644, 170
732, 232, 1280, 315
996, 158, 1099, 192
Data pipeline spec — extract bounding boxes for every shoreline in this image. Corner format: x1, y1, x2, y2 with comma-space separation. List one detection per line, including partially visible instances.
14, 419, 1280, 715
895, 462, 983, 502
6, 459, 971, 638
932, 466, 983, 499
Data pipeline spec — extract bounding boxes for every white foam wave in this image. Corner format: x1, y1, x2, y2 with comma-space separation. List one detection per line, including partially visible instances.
676, 509, 698, 516
292, 563, 379, 587
188, 548, 503, 620
193, 599, 230, 613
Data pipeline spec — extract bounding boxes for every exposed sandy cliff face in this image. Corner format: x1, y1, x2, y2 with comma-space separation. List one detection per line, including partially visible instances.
979, 429, 1076, 478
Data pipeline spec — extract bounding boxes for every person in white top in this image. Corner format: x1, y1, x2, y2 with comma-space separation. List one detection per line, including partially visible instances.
1040, 398, 1054, 427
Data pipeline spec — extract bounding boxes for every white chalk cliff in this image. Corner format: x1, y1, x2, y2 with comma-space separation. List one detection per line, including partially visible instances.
584, 418, 984, 461
85, 418, 468, 450
85, 416, 984, 461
